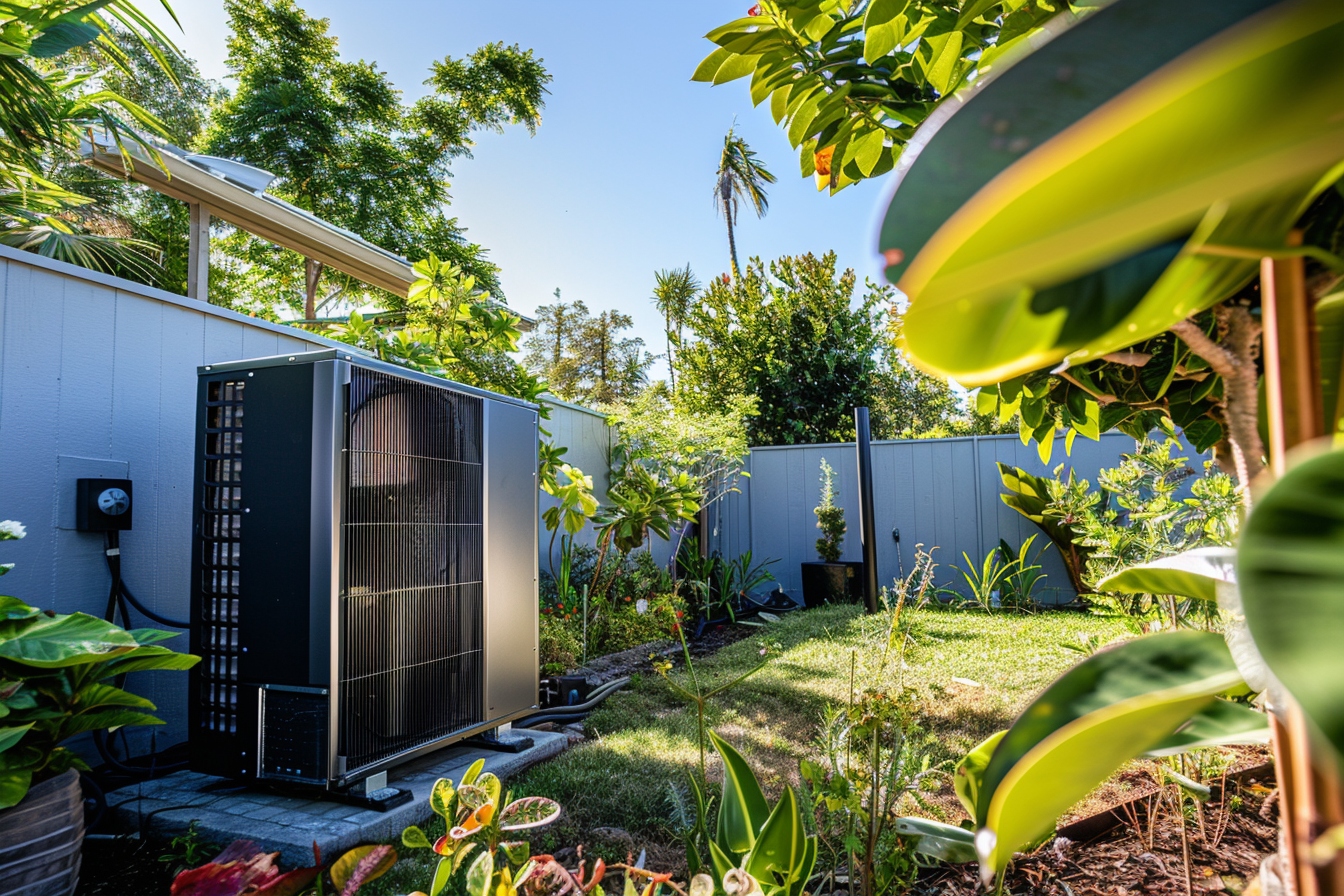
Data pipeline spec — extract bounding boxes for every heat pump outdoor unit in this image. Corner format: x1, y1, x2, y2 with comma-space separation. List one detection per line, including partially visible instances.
188, 350, 539, 793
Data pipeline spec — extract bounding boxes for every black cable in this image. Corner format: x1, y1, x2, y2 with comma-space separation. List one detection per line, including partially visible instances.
118, 581, 189, 629
102, 531, 190, 629
91, 534, 192, 786
80, 771, 107, 832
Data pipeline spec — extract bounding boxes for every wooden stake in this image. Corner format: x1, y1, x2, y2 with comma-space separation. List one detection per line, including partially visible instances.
1261, 231, 1324, 472
1261, 233, 1339, 896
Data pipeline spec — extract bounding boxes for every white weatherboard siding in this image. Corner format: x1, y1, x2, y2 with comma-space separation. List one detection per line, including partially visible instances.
0, 246, 601, 750
0, 246, 334, 749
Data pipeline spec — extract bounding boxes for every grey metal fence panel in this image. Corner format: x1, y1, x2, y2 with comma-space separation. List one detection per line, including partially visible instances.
712, 431, 1152, 605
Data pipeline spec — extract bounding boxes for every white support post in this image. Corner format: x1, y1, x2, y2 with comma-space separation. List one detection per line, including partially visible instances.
187, 202, 211, 301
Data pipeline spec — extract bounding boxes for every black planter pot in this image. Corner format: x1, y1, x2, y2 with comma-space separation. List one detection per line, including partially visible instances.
800, 561, 865, 608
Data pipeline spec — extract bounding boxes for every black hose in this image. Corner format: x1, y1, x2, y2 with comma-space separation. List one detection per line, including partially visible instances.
515, 677, 630, 728
516, 712, 596, 728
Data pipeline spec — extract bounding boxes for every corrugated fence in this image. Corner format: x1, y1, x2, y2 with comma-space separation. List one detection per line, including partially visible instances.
705, 432, 1152, 605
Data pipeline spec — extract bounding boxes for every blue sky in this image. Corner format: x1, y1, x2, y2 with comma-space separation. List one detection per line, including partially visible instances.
149, 2, 894, 377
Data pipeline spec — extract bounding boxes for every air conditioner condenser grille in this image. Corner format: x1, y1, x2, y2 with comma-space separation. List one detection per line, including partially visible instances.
339, 368, 485, 771
199, 379, 245, 736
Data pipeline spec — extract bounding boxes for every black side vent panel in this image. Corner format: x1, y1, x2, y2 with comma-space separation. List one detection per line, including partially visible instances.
199, 379, 245, 738
261, 688, 328, 783
340, 368, 485, 773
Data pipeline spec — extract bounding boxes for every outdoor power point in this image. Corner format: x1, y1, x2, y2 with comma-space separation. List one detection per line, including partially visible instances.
76, 478, 133, 531
891, 527, 901, 543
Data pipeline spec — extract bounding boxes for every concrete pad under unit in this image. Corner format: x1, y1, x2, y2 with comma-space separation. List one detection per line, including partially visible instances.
104, 729, 568, 867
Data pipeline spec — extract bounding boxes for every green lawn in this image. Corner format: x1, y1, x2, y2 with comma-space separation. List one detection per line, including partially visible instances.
514, 605, 1129, 840
366, 605, 1130, 894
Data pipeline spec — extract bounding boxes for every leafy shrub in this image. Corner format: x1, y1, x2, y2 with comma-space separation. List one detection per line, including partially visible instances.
539, 548, 686, 668
814, 458, 846, 562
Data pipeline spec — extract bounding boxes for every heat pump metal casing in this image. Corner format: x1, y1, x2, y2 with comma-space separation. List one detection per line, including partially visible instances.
188, 351, 539, 788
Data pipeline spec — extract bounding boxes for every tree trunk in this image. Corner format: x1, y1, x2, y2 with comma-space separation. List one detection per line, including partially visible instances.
304, 257, 323, 321
666, 310, 675, 390
1170, 304, 1266, 498
723, 196, 739, 281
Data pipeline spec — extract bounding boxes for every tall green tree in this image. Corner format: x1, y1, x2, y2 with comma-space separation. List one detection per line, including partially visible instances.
714, 127, 775, 279
651, 265, 699, 388
523, 298, 652, 406
524, 291, 590, 399
204, 0, 550, 317
574, 310, 652, 406
675, 252, 890, 445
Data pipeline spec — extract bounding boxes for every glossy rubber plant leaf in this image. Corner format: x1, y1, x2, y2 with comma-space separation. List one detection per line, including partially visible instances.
1143, 698, 1270, 757
1095, 547, 1237, 603
894, 817, 978, 864
1238, 446, 1344, 757
888, 0, 1344, 385
710, 730, 771, 855
976, 631, 1244, 874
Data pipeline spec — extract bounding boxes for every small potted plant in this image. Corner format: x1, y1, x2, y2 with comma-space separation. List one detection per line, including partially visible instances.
0, 519, 199, 896
800, 459, 864, 607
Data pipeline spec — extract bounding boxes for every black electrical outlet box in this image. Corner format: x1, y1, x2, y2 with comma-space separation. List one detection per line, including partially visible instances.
76, 478, 133, 531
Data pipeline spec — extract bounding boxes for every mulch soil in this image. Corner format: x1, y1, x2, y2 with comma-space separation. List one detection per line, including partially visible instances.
911, 760, 1278, 896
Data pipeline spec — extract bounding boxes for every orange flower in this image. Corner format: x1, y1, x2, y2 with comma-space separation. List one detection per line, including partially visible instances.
813, 145, 835, 177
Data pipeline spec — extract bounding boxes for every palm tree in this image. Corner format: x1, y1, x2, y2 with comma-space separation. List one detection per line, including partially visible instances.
0, 1, 181, 274
714, 127, 775, 280
651, 265, 699, 388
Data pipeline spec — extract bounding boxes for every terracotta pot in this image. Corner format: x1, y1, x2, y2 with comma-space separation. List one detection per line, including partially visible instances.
0, 768, 84, 896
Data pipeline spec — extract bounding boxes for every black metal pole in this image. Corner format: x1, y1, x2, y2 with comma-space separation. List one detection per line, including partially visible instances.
854, 407, 880, 614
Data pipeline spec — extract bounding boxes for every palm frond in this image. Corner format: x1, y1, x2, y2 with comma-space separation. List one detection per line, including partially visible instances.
1, 215, 163, 282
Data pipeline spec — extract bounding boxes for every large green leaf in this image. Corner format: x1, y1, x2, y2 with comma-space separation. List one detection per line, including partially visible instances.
977, 631, 1243, 873
1318, 291, 1344, 440
1238, 446, 1344, 756
98, 647, 200, 679
710, 730, 771, 855
0, 612, 138, 668
1095, 547, 1237, 603
744, 787, 810, 890
0, 768, 33, 810
1143, 698, 1269, 757
0, 723, 32, 753
894, 817, 978, 864
890, 0, 1344, 385
954, 730, 1004, 825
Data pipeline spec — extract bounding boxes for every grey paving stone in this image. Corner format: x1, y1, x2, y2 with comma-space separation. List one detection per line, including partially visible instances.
107, 729, 567, 867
